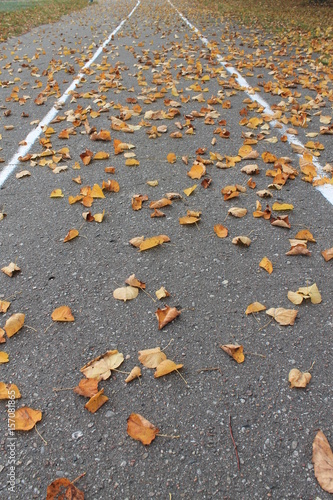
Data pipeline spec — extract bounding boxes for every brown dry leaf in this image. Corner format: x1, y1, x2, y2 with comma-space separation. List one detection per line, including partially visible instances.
241, 164, 259, 175
151, 209, 165, 218
102, 180, 119, 192
73, 378, 99, 397
16, 170, 31, 179
214, 225, 228, 238
257, 190, 273, 198
138, 347, 167, 368
85, 388, 108, 413
245, 302, 266, 315
155, 287, 170, 300
139, 235, 170, 252
154, 359, 183, 378
286, 244, 311, 256
0, 328, 5, 344
262, 152, 277, 163
0, 300, 10, 313
0, 352, 9, 363
288, 368, 311, 388
80, 350, 124, 381
0, 383, 21, 399
80, 149, 93, 165
295, 230, 316, 243
125, 366, 142, 383
4, 313, 25, 338
232, 236, 251, 247
165, 192, 182, 200
90, 129, 111, 141
312, 430, 333, 493
113, 286, 139, 302
63, 229, 79, 242
149, 198, 172, 209
322, 248, 333, 262
13, 406, 42, 431
156, 305, 181, 330
259, 257, 273, 274
46, 478, 84, 500
270, 215, 291, 229
127, 413, 159, 445
1, 262, 21, 277
132, 194, 148, 211
266, 308, 298, 326
125, 274, 146, 289
228, 207, 247, 218
220, 344, 245, 363
51, 306, 74, 322
129, 236, 145, 248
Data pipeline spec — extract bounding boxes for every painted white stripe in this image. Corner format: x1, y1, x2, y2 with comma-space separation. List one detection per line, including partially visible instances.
168, 0, 333, 205
0, 0, 141, 188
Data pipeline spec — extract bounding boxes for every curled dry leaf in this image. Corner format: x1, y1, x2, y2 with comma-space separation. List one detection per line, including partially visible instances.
245, 302, 266, 315
288, 283, 321, 305
256, 190, 272, 198
125, 366, 142, 383
228, 207, 247, 218
221, 344, 245, 363
46, 478, 85, 500
270, 215, 291, 229
4, 313, 25, 338
286, 244, 311, 256
266, 308, 298, 326
73, 378, 99, 398
259, 257, 273, 274
0, 383, 21, 399
149, 198, 172, 209
312, 430, 333, 493
113, 286, 139, 302
214, 225, 228, 238
138, 347, 167, 368
85, 388, 108, 413
288, 368, 311, 388
295, 229, 316, 243
63, 229, 79, 242
241, 164, 259, 175
154, 359, 183, 378
155, 287, 170, 300
125, 274, 146, 289
232, 236, 251, 247
13, 406, 42, 431
0, 328, 6, 343
129, 236, 144, 248
183, 184, 197, 196
1, 262, 21, 277
127, 413, 159, 445
16, 170, 31, 179
322, 247, 333, 262
155, 305, 181, 329
0, 300, 11, 313
51, 306, 74, 322
81, 350, 124, 381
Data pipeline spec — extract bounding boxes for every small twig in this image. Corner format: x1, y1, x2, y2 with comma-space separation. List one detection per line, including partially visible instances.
112, 368, 130, 375
223, 213, 229, 222
141, 288, 157, 303
53, 387, 76, 392
244, 352, 266, 358
251, 312, 261, 325
157, 434, 180, 439
25, 325, 38, 333
176, 369, 188, 385
44, 323, 53, 334
307, 360, 315, 372
4, 290, 22, 302
229, 415, 240, 472
162, 338, 174, 352
71, 472, 86, 485
258, 318, 273, 331
197, 367, 220, 373
35, 424, 47, 445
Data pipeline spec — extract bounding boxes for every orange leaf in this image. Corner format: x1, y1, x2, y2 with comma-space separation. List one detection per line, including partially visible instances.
312, 430, 333, 493
167, 152, 177, 164
13, 406, 42, 431
125, 274, 146, 289
46, 478, 84, 500
187, 163, 206, 179
4, 313, 25, 338
127, 413, 159, 445
0, 383, 21, 399
125, 366, 142, 383
138, 347, 167, 368
0, 300, 11, 313
221, 344, 245, 363
295, 230, 316, 243
259, 257, 273, 274
245, 302, 266, 315
179, 216, 200, 225
73, 378, 99, 397
51, 306, 74, 322
154, 359, 183, 378
149, 198, 172, 209
94, 151, 110, 160
0, 352, 9, 363
155, 305, 181, 329
322, 247, 333, 262
214, 225, 228, 238
85, 388, 108, 413
63, 229, 79, 242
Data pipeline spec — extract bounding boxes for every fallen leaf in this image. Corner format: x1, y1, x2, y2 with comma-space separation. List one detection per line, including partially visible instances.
127, 413, 159, 445
50, 189, 64, 198
85, 388, 108, 413
125, 366, 142, 383
270, 215, 291, 229
0, 300, 10, 313
113, 286, 139, 302
241, 164, 259, 175
147, 180, 159, 187
63, 229, 79, 242
0, 383, 21, 399
81, 350, 124, 381
0, 352, 9, 363
149, 198, 172, 209
179, 216, 200, 225
187, 163, 206, 179
295, 230, 316, 243
154, 359, 183, 378
286, 244, 311, 256
138, 347, 167, 368
228, 207, 247, 218
73, 378, 99, 397
183, 184, 197, 196
4, 313, 25, 337
1, 262, 21, 277
125, 274, 146, 289
266, 308, 298, 326
16, 170, 31, 179
93, 210, 105, 223
259, 257, 273, 274
51, 306, 74, 322
155, 287, 170, 300
272, 202, 294, 211
220, 344, 245, 363
214, 225, 228, 238
245, 302, 266, 315
139, 235, 170, 252
46, 478, 85, 500
232, 236, 251, 247
91, 184, 105, 199
288, 368, 311, 388
156, 305, 181, 329
322, 248, 333, 262
13, 406, 42, 431
312, 430, 333, 493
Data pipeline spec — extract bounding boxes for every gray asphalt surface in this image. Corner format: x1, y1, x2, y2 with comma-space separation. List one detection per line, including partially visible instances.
0, 0, 332, 498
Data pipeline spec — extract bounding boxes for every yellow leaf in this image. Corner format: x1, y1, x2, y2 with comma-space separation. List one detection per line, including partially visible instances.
259, 257, 273, 274
138, 347, 167, 368
295, 230, 316, 243
113, 286, 139, 302
139, 236, 169, 251
91, 184, 105, 199
154, 359, 183, 378
288, 369, 311, 388
125, 366, 142, 383
125, 158, 140, 166
93, 151, 110, 160
4, 313, 25, 337
183, 184, 197, 196
93, 210, 105, 223
51, 306, 74, 322
167, 152, 177, 164
266, 308, 298, 326
0, 352, 9, 364
0, 383, 21, 399
221, 344, 245, 363
63, 229, 79, 242
81, 350, 124, 381
155, 287, 170, 300
147, 180, 158, 187
50, 189, 64, 198
179, 216, 200, 225
272, 202, 294, 211
13, 407, 42, 431
0, 300, 10, 313
245, 302, 266, 315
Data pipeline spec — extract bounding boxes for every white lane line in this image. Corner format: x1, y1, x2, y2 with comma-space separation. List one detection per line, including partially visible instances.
0, 0, 141, 188
168, 0, 333, 206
